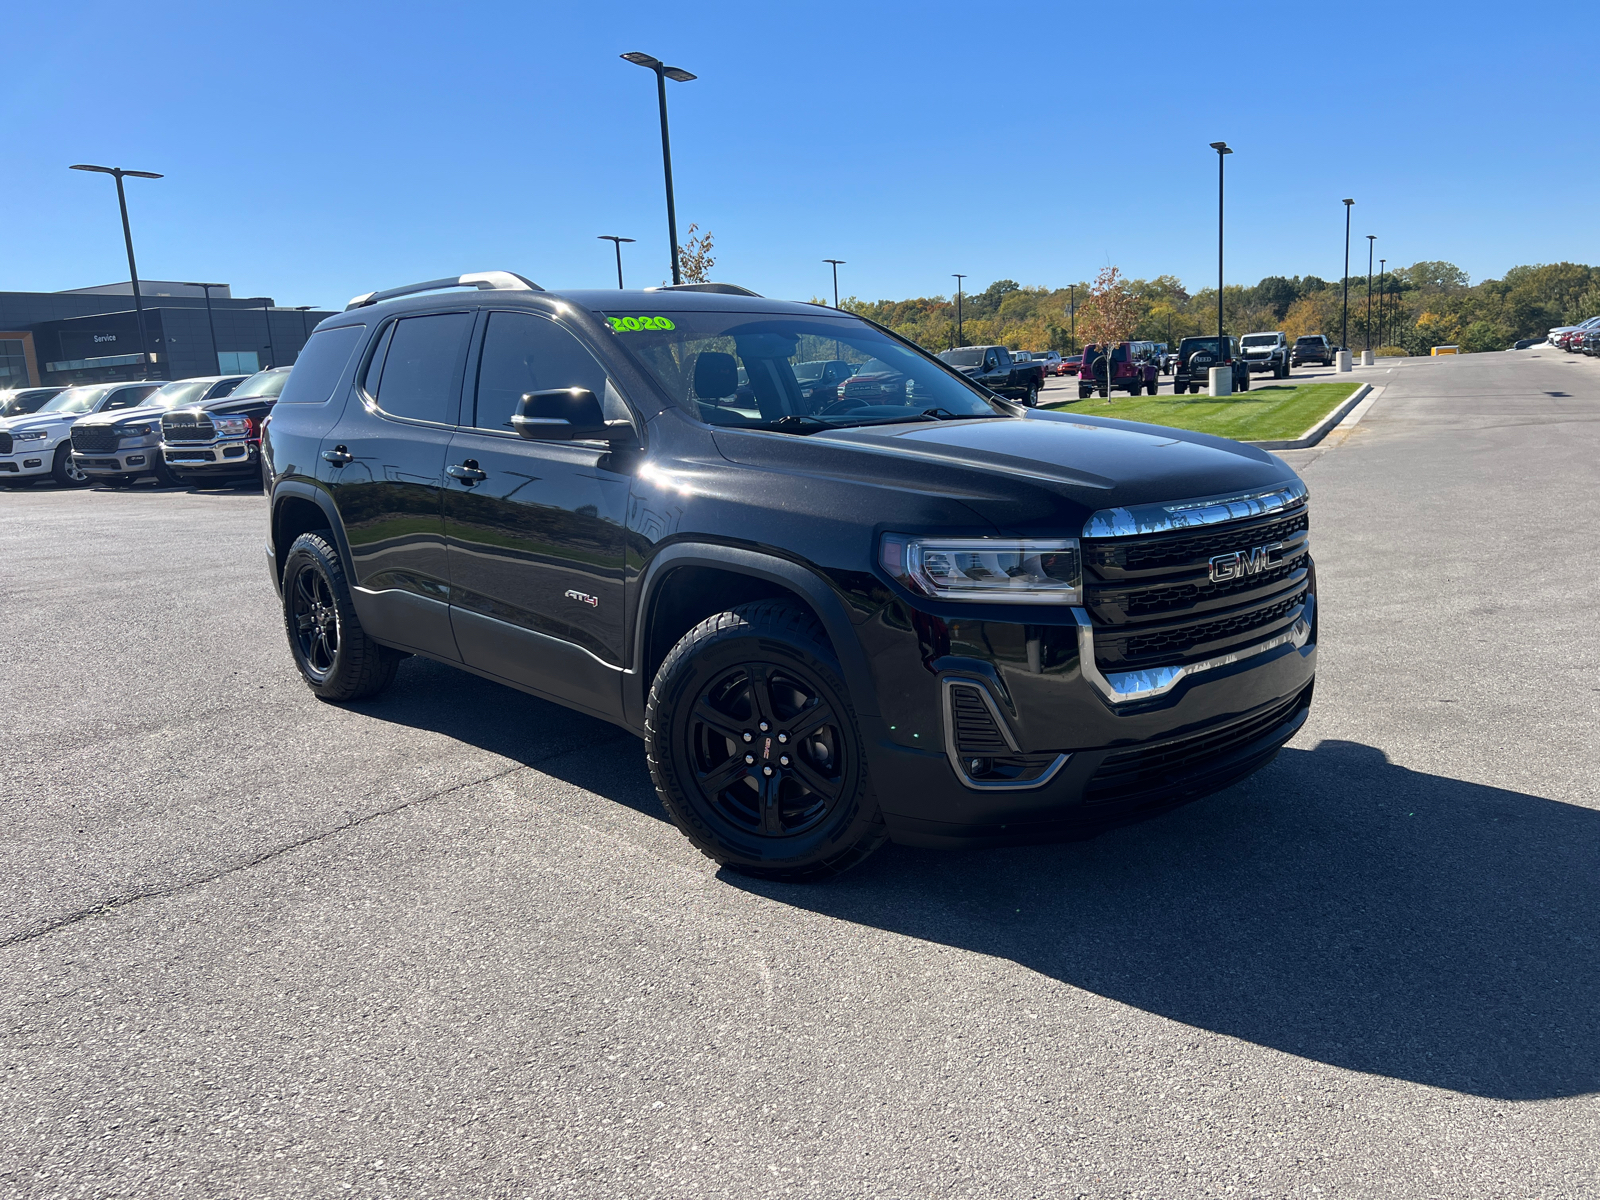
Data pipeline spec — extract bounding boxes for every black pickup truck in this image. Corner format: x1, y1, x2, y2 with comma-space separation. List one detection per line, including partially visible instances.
264, 274, 1317, 880
937, 344, 1046, 406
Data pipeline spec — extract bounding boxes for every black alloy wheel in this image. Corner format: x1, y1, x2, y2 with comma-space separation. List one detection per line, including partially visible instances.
281, 531, 402, 701
647, 600, 886, 880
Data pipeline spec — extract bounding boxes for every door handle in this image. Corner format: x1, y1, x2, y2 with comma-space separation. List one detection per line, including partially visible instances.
321, 446, 352, 466
447, 462, 487, 484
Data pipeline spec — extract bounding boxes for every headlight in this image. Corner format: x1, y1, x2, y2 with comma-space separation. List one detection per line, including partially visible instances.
12, 429, 48, 442
879, 535, 1082, 604
118, 423, 154, 438
212, 416, 253, 437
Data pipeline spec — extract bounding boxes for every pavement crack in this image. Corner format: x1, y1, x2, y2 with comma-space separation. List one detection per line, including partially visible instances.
2, 739, 615, 950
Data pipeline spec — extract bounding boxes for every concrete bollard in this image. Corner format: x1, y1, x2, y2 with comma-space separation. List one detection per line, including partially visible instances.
1208, 367, 1232, 397
1336, 349, 1353, 372
1360, 349, 1375, 366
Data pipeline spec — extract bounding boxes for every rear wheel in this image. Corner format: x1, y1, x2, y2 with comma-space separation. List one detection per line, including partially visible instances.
281, 531, 403, 702
1145, 379, 1157, 395
646, 600, 887, 881
1238, 371, 1250, 392
51, 444, 88, 488
1024, 382, 1039, 407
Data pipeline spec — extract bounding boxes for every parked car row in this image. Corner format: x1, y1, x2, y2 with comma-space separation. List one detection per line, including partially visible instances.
1549, 315, 1600, 353
0, 366, 291, 490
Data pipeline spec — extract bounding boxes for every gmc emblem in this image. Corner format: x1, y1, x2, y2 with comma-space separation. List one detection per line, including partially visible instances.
1209, 541, 1283, 583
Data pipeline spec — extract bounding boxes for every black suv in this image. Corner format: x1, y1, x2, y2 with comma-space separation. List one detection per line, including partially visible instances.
1174, 336, 1251, 395
1291, 335, 1335, 367
264, 272, 1317, 880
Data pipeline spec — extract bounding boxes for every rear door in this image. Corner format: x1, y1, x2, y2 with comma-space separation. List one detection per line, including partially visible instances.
441, 309, 632, 721
317, 310, 473, 661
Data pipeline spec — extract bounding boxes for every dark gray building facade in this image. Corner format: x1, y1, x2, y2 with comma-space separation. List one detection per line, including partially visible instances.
0, 284, 336, 387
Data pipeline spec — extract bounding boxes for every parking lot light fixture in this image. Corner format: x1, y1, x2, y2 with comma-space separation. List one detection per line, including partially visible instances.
70, 163, 162, 378
598, 235, 635, 288
1342, 199, 1354, 352
259, 297, 277, 368
1366, 235, 1376, 354
952, 274, 966, 345
181, 281, 226, 374
1068, 284, 1076, 353
824, 259, 845, 308
292, 306, 317, 347
621, 52, 696, 286
1210, 142, 1232, 359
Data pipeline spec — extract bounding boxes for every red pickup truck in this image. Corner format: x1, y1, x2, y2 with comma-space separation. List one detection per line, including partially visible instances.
1078, 341, 1160, 399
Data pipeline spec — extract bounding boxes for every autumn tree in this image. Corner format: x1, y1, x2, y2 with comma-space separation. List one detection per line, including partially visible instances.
676, 223, 715, 284
1076, 266, 1141, 399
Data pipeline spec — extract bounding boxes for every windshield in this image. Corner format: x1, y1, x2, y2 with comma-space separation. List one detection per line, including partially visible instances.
146, 380, 217, 409
1294, 337, 1321, 345
1, 390, 58, 417
1241, 335, 1278, 347
939, 348, 985, 366
607, 311, 1006, 431
1179, 338, 1221, 356
39, 385, 114, 414
229, 369, 290, 399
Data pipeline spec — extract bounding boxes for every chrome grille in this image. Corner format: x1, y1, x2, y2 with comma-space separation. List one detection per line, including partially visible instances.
161, 414, 215, 443
1083, 501, 1312, 673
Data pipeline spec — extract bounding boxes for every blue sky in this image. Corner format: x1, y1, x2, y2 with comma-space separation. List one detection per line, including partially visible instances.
1, 0, 1585, 310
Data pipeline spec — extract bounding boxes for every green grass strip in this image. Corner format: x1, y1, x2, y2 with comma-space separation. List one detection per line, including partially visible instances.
1043, 381, 1362, 442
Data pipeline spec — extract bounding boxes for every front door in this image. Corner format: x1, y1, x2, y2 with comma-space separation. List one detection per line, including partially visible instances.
442, 309, 632, 721
317, 310, 473, 661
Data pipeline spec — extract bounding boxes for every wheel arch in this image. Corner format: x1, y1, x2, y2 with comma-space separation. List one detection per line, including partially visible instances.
269, 481, 354, 597
627, 543, 880, 731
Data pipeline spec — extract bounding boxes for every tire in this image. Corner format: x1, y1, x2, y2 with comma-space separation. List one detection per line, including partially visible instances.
645, 600, 887, 881
151, 456, 180, 487
281, 531, 403, 702
1238, 371, 1250, 392
1079, 387, 1091, 400
51, 444, 88, 488
1145, 379, 1157, 395
1025, 383, 1039, 407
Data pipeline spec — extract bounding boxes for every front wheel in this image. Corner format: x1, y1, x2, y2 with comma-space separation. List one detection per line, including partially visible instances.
51, 444, 88, 488
646, 600, 887, 881
1145, 379, 1157, 395
1238, 371, 1250, 392
281, 531, 403, 701
151, 456, 180, 487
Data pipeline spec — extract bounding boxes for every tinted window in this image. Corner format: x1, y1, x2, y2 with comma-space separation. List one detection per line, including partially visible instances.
277, 325, 366, 404
371, 313, 473, 424
103, 386, 157, 411
474, 311, 610, 432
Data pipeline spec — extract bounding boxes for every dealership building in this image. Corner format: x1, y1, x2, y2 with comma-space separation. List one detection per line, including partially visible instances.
0, 281, 336, 388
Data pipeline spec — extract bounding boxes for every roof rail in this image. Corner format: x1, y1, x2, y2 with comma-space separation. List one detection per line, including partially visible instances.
642, 282, 763, 297
345, 271, 542, 311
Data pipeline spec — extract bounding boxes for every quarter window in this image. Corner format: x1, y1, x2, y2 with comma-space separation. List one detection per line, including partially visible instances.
370, 312, 473, 424
474, 311, 612, 432
277, 325, 365, 405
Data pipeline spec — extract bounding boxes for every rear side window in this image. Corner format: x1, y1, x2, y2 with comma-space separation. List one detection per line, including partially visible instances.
277, 325, 366, 404
473, 311, 612, 432
103, 386, 155, 411
370, 312, 473, 424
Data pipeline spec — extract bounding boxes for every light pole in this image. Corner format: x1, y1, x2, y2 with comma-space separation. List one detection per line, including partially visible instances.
1341, 199, 1354, 352
598, 235, 635, 288
70, 163, 162, 378
1068, 284, 1076, 353
823, 259, 845, 308
1365, 235, 1376, 354
952, 274, 966, 345
621, 52, 696, 286
259, 298, 277, 368
1378, 258, 1386, 350
182, 281, 226, 375
1210, 142, 1232, 356
292, 306, 317, 359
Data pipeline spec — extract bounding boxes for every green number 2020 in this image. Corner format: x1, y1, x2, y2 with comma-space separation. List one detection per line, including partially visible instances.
609, 315, 676, 332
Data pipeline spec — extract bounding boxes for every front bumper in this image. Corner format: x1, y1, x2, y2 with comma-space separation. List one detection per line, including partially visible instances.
162, 438, 259, 476
73, 442, 159, 476
0, 446, 53, 477
1242, 356, 1278, 372
859, 595, 1318, 848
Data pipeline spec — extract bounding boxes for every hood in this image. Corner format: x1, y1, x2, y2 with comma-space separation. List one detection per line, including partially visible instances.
75, 403, 169, 429
3, 411, 78, 434
713, 410, 1295, 537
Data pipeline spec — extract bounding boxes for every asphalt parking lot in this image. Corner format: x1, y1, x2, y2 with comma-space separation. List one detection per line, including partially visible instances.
3, 350, 1597, 1199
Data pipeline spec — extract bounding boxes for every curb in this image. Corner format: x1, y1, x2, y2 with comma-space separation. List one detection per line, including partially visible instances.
1248, 383, 1373, 450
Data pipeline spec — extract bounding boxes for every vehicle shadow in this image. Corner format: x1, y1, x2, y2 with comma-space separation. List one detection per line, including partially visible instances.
725, 740, 1600, 1102
354, 661, 1600, 1100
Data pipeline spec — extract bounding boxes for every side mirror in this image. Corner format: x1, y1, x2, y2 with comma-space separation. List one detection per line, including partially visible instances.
512, 388, 632, 443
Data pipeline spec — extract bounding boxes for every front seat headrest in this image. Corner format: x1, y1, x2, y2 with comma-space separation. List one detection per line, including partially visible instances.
693, 351, 739, 399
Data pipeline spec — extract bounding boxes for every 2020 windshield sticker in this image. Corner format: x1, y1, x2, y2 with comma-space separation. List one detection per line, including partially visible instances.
607, 315, 676, 332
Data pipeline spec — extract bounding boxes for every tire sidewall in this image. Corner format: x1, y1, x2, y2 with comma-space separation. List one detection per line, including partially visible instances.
649, 621, 875, 874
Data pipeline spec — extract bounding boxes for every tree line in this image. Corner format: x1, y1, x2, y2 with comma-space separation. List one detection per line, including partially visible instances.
835, 261, 1600, 356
